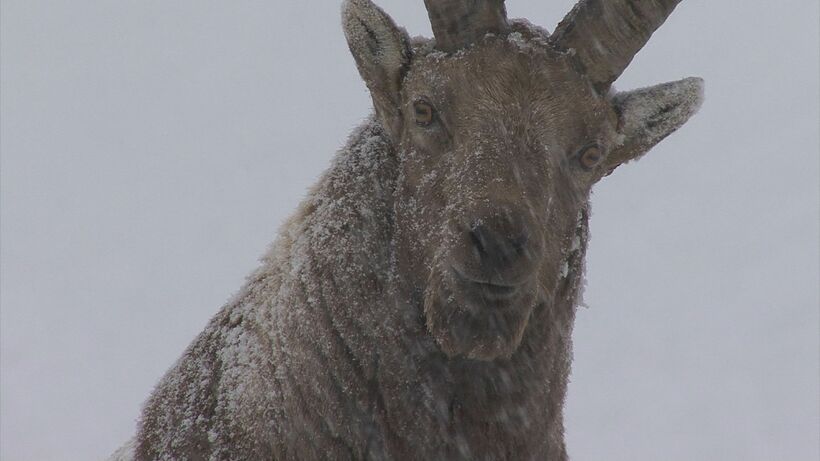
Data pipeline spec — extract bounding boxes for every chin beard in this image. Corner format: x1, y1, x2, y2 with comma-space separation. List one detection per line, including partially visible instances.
423, 269, 538, 361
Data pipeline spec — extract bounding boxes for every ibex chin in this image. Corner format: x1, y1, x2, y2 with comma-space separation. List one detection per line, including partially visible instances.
111, 0, 703, 459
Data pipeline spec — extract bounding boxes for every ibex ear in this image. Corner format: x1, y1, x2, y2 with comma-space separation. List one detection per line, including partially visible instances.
606, 77, 704, 173
342, 0, 412, 142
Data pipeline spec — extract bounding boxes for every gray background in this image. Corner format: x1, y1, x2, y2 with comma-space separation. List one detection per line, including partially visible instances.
1, 1, 818, 460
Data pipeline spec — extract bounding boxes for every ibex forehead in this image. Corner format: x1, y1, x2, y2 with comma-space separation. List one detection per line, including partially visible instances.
404, 27, 614, 145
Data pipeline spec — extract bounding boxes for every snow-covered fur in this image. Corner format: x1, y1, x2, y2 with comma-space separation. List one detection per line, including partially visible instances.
122, 117, 587, 460
112, 1, 702, 459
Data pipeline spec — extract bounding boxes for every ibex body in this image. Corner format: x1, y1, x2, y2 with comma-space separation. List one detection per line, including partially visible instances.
112, 1, 703, 459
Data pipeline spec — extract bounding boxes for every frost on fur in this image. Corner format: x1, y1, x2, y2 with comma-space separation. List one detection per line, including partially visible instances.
342, 0, 412, 140
110, 1, 704, 460
608, 77, 705, 170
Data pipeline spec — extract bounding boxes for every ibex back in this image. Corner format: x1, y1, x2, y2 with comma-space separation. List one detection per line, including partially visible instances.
112, 1, 703, 459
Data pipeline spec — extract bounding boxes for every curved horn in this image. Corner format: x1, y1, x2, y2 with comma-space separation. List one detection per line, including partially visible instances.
551, 0, 683, 93
424, 0, 509, 52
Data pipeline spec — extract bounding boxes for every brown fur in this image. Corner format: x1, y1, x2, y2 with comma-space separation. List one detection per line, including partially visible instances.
116, 2, 703, 460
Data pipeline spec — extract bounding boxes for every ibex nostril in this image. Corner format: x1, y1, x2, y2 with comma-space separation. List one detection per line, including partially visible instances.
466, 216, 532, 273
509, 233, 529, 253
469, 226, 488, 255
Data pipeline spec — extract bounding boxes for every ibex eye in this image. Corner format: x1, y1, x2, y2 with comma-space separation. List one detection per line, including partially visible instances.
414, 100, 435, 127
578, 145, 604, 170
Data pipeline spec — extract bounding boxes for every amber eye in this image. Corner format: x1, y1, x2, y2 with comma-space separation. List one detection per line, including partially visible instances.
414, 100, 435, 127
578, 145, 604, 170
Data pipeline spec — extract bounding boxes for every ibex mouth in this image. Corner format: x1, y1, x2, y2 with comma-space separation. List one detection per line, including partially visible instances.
451, 267, 522, 303
424, 264, 538, 360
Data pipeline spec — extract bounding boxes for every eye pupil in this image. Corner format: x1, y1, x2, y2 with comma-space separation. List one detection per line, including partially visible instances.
414, 101, 435, 126
579, 145, 603, 170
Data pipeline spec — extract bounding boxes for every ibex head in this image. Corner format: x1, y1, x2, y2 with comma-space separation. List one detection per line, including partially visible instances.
343, 0, 702, 360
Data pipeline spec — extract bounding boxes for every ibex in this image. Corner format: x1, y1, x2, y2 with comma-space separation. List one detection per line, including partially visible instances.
111, 0, 703, 459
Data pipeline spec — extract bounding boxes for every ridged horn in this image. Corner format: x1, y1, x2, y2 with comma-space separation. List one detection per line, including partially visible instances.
423, 0, 509, 52
551, 0, 684, 93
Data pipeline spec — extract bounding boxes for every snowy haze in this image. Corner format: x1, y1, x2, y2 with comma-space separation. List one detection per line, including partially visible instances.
1, 0, 817, 460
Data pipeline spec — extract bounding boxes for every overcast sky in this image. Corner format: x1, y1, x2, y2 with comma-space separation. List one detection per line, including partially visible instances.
1, 1, 818, 460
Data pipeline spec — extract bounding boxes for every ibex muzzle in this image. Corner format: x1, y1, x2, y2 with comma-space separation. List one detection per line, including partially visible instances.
458, 204, 539, 286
